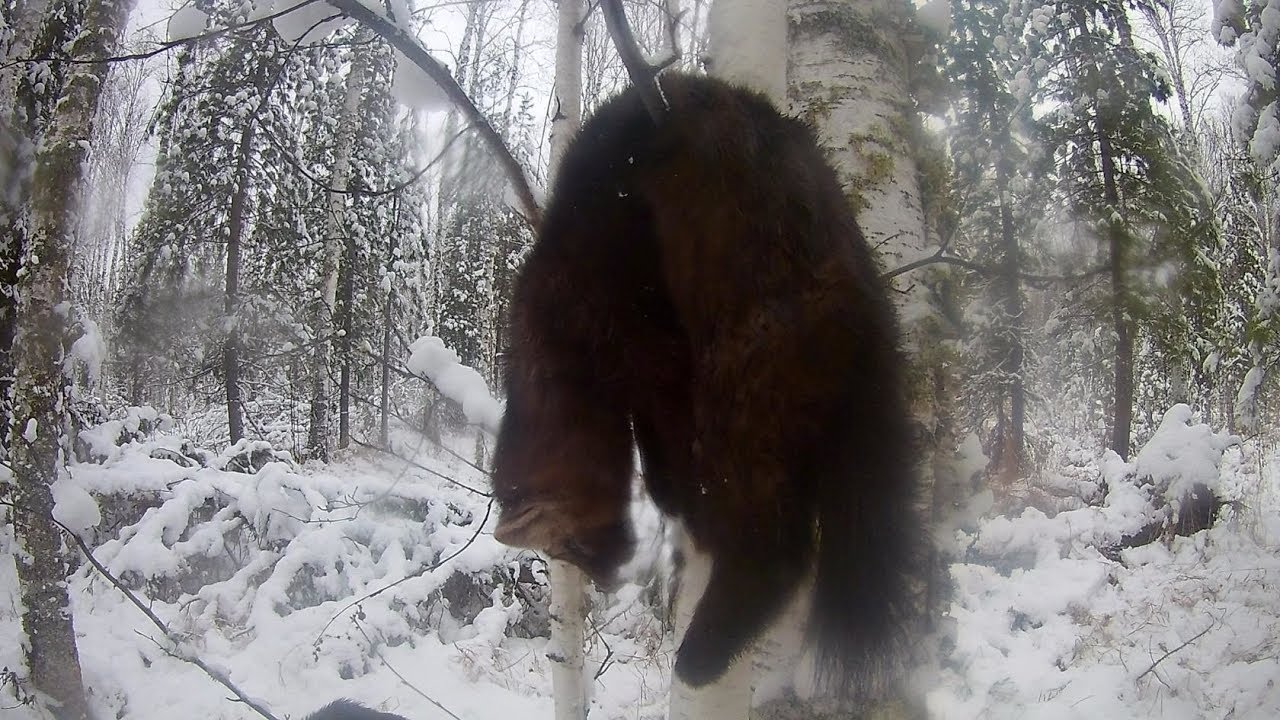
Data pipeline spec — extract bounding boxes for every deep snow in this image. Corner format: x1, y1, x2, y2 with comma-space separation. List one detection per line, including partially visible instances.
1, 404, 1277, 719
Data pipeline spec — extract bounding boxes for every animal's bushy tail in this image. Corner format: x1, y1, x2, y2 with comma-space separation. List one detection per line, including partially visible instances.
811, 381, 923, 697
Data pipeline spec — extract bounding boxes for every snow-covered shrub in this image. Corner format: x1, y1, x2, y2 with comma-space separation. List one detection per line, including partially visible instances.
931, 410, 1277, 719
73, 406, 174, 464
1114, 404, 1238, 546
57, 415, 570, 666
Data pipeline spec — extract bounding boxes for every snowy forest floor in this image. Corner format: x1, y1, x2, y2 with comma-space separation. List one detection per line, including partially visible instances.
1, 406, 1278, 719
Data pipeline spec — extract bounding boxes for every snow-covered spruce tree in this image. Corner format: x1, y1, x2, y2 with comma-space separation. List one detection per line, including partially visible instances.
7, 0, 136, 713
0, 0, 82, 448
369, 159, 433, 448
1023, 0, 1219, 458
1213, 0, 1280, 172
943, 0, 1044, 484
116, 9, 317, 444
192, 21, 434, 457
1199, 115, 1279, 433
329, 35, 433, 453
1211, 0, 1279, 433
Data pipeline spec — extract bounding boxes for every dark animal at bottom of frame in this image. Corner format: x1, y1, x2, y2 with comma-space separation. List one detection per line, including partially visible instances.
491, 71, 924, 696
305, 700, 408, 720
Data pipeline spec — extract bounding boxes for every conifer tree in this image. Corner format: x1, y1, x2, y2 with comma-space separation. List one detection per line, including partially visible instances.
1023, 0, 1218, 456
945, 0, 1043, 480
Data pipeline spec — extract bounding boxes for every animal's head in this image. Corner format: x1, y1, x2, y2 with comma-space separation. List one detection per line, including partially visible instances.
493, 499, 634, 590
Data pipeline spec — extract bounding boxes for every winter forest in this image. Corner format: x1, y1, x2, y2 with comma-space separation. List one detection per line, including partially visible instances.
0, 0, 1278, 716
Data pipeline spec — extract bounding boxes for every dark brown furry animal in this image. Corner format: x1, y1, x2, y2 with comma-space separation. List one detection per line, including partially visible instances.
304, 700, 409, 720
491, 72, 920, 692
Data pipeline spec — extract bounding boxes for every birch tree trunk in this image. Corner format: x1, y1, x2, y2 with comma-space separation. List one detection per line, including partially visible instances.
706, 0, 786, 102
310, 42, 367, 461
338, 230, 353, 450
545, 1, 589, 718
9, 0, 136, 715
786, 0, 939, 714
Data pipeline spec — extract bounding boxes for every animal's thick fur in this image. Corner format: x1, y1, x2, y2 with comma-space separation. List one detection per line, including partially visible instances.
304, 700, 409, 720
491, 72, 921, 692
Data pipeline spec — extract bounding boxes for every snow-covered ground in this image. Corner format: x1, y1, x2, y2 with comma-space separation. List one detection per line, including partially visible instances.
1, 406, 1277, 719
927, 410, 1280, 719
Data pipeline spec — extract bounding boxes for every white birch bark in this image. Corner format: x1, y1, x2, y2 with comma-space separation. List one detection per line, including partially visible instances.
548, 559, 589, 720
788, 0, 932, 313
548, 0, 586, 177
310, 40, 367, 460
547, 1, 590, 718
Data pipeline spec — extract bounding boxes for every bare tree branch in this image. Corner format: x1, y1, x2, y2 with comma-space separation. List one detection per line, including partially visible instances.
883, 250, 1109, 285
327, 0, 542, 225
600, 0, 677, 119
355, 622, 466, 720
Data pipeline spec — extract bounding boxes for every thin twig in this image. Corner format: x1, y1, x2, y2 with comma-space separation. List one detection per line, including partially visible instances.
259, 122, 470, 198
352, 437, 492, 496
1136, 620, 1215, 681
588, 612, 615, 681
1, 500, 282, 720
315, 498, 495, 640
353, 622, 465, 720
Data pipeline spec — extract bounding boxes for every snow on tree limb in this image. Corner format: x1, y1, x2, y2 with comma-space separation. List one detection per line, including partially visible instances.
406, 336, 503, 434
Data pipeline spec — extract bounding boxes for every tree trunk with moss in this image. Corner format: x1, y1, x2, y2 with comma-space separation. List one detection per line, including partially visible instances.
8, 0, 137, 716
0, 0, 79, 451
787, 0, 943, 713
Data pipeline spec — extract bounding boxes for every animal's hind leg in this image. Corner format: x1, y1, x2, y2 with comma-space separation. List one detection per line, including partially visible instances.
673, 504, 812, 686
667, 526, 754, 719
669, 323, 823, 687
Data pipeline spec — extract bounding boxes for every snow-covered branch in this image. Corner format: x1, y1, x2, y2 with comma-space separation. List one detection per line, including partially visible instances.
405, 336, 503, 435
1, 500, 284, 720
